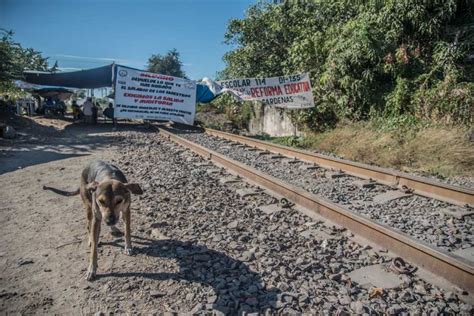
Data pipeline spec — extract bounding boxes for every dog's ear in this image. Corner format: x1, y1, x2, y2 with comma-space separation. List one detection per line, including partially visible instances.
125, 183, 143, 195
86, 181, 99, 193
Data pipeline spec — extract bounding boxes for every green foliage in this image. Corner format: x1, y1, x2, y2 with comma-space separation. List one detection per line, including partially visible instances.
0, 29, 49, 92
147, 48, 186, 78
220, 0, 474, 130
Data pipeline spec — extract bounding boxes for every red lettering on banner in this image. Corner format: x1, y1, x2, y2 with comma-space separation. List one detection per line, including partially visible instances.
124, 92, 153, 99
250, 86, 283, 98
139, 73, 174, 81
284, 82, 310, 95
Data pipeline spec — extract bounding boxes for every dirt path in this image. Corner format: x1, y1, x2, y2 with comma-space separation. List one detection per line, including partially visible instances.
0, 121, 142, 314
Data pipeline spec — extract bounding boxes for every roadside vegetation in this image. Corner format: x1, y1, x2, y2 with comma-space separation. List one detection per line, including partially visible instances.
265, 122, 474, 179
205, 0, 474, 178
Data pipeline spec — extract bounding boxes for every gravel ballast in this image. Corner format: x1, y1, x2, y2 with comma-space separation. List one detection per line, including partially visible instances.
172, 129, 474, 254
93, 130, 473, 314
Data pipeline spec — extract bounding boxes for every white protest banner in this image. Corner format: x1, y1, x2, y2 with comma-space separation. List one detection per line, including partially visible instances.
114, 65, 196, 125
217, 73, 314, 109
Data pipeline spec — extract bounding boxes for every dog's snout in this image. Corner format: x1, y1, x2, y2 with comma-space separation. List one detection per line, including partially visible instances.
105, 215, 117, 226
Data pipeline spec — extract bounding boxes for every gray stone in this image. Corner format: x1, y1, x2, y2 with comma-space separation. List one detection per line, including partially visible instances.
299, 229, 336, 241
193, 254, 211, 262
213, 234, 223, 242
219, 176, 242, 185
245, 297, 258, 306
150, 228, 168, 240
227, 220, 239, 229
194, 162, 212, 167
338, 295, 351, 305
298, 164, 319, 170
150, 291, 166, 298
347, 264, 403, 289
259, 203, 281, 215
270, 154, 285, 159
190, 303, 203, 314
18, 258, 34, 266
326, 171, 346, 179
206, 168, 221, 175
372, 190, 413, 204
387, 304, 404, 315
439, 207, 474, 219
350, 301, 366, 314
241, 251, 254, 262
352, 179, 375, 189
236, 189, 260, 198
285, 158, 301, 164
207, 295, 217, 304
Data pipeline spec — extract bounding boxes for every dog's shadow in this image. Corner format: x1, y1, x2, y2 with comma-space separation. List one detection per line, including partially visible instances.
99, 236, 280, 313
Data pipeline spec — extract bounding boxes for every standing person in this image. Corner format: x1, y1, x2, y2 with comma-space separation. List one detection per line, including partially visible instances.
103, 102, 115, 124
72, 100, 81, 121
82, 97, 94, 124
92, 103, 98, 124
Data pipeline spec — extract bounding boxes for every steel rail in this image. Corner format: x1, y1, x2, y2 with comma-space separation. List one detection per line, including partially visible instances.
204, 128, 474, 207
159, 127, 474, 293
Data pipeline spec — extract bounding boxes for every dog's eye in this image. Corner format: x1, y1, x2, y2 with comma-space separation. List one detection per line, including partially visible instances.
98, 200, 106, 205
116, 199, 123, 204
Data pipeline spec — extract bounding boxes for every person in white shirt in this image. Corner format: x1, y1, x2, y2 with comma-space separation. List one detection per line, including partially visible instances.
82, 98, 94, 124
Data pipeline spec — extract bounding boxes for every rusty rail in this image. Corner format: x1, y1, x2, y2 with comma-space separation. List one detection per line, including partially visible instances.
159, 127, 474, 294
205, 128, 474, 207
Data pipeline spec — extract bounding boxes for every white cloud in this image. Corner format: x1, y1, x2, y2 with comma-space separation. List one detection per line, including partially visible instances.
53, 54, 127, 62
57, 67, 83, 71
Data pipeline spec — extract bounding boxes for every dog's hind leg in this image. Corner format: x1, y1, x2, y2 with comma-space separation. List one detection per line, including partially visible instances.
123, 208, 133, 255
86, 218, 101, 281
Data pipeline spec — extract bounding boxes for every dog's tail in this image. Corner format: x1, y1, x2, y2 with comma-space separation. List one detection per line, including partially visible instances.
43, 185, 80, 196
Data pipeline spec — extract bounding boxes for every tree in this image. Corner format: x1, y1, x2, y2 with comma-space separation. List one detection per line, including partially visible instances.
147, 49, 186, 78
0, 29, 49, 92
221, 0, 474, 128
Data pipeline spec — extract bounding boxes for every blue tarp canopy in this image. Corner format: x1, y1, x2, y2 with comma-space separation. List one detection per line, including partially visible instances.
23, 64, 114, 89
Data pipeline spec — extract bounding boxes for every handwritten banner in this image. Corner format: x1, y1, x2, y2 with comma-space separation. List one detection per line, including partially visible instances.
217, 73, 314, 109
114, 65, 196, 125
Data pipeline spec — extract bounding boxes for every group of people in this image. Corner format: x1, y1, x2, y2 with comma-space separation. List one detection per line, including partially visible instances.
71, 98, 115, 124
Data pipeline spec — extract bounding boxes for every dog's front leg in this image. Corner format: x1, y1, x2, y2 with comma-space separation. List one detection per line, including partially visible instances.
86, 218, 101, 281
86, 206, 92, 247
123, 208, 133, 255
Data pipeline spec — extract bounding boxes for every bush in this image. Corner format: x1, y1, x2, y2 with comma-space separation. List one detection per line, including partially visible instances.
219, 0, 474, 130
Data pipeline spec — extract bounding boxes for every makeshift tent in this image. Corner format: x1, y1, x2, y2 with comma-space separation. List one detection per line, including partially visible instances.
24, 64, 114, 89
22, 64, 220, 103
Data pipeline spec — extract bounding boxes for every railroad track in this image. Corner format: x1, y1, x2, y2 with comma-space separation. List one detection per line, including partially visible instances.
204, 128, 474, 207
158, 126, 474, 295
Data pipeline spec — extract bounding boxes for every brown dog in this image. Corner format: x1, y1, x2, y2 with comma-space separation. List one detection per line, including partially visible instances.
43, 160, 143, 280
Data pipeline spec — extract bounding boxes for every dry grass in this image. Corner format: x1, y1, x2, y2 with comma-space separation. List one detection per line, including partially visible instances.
302, 123, 474, 178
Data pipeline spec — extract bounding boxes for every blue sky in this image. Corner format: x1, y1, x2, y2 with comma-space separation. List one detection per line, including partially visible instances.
1, 0, 256, 80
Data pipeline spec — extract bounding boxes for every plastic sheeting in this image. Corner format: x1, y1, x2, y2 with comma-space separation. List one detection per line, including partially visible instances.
23, 64, 114, 89
196, 77, 221, 103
